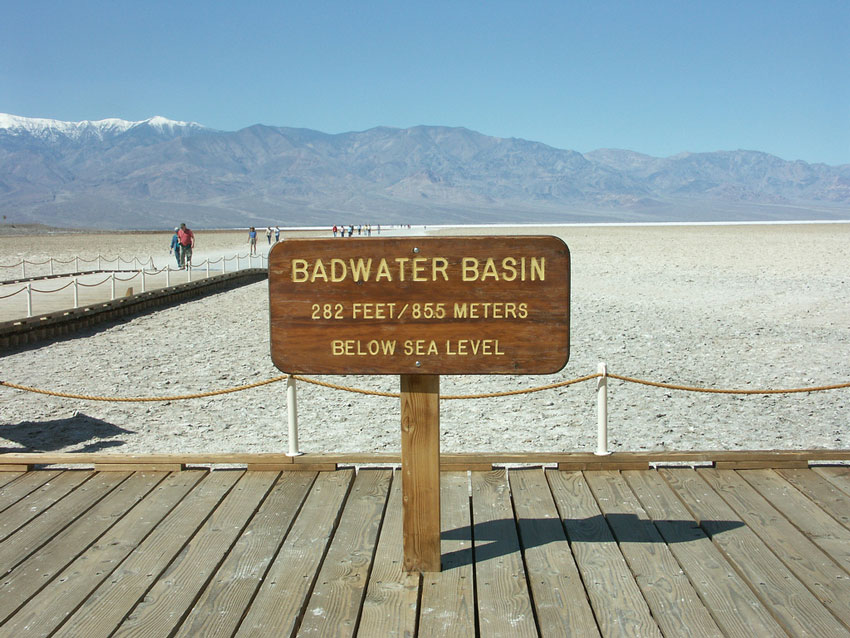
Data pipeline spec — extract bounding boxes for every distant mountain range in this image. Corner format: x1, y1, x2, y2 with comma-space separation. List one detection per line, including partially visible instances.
1, 113, 848, 229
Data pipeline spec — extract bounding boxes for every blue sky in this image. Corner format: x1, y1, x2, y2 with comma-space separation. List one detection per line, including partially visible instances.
2, 0, 848, 165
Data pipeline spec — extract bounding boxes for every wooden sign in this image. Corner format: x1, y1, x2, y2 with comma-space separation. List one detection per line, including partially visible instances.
269, 236, 570, 375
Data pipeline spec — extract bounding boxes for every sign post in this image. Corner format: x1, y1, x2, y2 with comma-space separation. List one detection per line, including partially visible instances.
269, 236, 570, 572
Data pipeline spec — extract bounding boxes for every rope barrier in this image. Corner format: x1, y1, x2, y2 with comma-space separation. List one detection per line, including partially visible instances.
0, 261, 24, 269
1, 372, 847, 404
76, 276, 113, 288
0, 286, 27, 299
0, 375, 290, 402
30, 280, 75, 293
606, 373, 850, 395
112, 272, 141, 282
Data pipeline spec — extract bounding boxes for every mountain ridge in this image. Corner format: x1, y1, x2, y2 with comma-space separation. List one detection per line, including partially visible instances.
1, 114, 848, 229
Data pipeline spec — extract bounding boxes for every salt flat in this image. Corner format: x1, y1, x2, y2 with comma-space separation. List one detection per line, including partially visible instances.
1, 223, 848, 456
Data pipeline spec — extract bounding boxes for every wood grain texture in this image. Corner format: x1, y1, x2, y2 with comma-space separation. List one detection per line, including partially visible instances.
112, 471, 281, 638
0, 472, 165, 625
51, 470, 242, 638
662, 468, 850, 638
546, 470, 663, 638
623, 469, 785, 638
269, 236, 570, 374
471, 470, 537, 638
296, 469, 392, 638
0, 471, 130, 574
1, 471, 206, 638
174, 472, 316, 638
358, 471, 421, 637
509, 468, 599, 637
419, 471, 475, 638
401, 374, 441, 572
585, 471, 723, 637
778, 467, 850, 530
0, 470, 91, 542
740, 469, 850, 571
235, 469, 355, 638
698, 469, 850, 630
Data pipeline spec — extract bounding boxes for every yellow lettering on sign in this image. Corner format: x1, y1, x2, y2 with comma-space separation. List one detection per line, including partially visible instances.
445, 339, 505, 356
460, 257, 546, 282
290, 256, 544, 283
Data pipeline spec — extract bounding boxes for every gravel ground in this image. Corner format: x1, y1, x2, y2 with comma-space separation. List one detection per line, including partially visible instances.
1, 222, 848, 456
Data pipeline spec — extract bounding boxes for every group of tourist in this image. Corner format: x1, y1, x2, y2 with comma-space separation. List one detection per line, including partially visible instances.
168, 223, 195, 269
248, 226, 282, 255
332, 224, 377, 237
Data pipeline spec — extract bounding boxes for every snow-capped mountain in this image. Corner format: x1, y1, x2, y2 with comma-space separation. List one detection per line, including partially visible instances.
1, 113, 848, 229
0, 113, 207, 143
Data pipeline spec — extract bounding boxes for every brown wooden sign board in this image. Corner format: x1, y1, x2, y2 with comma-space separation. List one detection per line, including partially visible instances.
269, 236, 570, 375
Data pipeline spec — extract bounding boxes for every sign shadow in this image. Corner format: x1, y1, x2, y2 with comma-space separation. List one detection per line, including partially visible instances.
0, 413, 133, 453
441, 514, 744, 568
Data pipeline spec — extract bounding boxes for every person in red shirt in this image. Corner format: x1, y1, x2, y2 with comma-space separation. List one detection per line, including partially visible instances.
177, 223, 195, 268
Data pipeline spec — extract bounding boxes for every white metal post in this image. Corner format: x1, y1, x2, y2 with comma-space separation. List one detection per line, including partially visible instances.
49, 258, 54, 276
166, 266, 171, 287
286, 375, 302, 456
111, 273, 116, 300
222, 257, 227, 273
187, 264, 192, 282
73, 277, 79, 308
236, 254, 241, 271
26, 283, 32, 317
141, 269, 146, 293
206, 259, 210, 278
596, 362, 610, 455
75, 256, 79, 272
98, 255, 102, 270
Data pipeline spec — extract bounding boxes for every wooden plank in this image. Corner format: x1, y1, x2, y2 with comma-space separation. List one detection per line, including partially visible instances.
0, 452, 296, 466
0, 449, 846, 469
0, 471, 131, 576
741, 469, 850, 571
623, 470, 785, 638
247, 462, 337, 472
0, 472, 23, 488
400, 374, 441, 572
235, 469, 354, 637
0, 470, 91, 542
470, 470, 537, 638
585, 471, 723, 637
93, 463, 184, 472
296, 469, 392, 638
441, 463, 492, 471
547, 470, 663, 638
699, 468, 850, 629
815, 466, 850, 496
358, 471, 421, 637
661, 468, 850, 638
50, 470, 242, 638
558, 461, 650, 471
0, 471, 166, 625
778, 467, 850, 530
0, 471, 206, 638
715, 460, 808, 469
112, 471, 281, 637
419, 471, 476, 638
0, 470, 61, 513
509, 468, 599, 637
174, 472, 317, 638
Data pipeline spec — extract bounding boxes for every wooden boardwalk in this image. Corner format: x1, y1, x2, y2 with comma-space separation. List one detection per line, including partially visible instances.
1, 465, 849, 637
